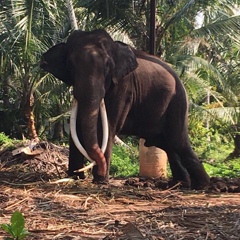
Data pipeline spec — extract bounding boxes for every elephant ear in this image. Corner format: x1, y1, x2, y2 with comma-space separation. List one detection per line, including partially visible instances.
112, 41, 138, 81
40, 43, 73, 86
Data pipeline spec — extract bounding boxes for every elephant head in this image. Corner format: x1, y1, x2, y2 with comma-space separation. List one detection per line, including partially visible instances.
40, 30, 138, 85
40, 43, 73, 86
40, 29, 138, 178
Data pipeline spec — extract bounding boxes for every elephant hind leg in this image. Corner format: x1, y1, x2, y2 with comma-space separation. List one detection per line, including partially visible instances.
168, 137, 210, 189
164, 99, 209, 188
167, 152, 191, 187
178, 151, 210, 189
144, 136, 192, 188
166, 147, 209, 189
163, 131, 210, 189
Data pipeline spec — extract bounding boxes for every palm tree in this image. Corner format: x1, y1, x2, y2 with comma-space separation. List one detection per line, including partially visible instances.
0, 0, 66, 140
66, 0, 78, 30
166, 0, 240, 155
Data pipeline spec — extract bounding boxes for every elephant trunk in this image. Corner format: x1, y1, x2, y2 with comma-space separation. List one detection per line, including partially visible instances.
70, 99, 109, 176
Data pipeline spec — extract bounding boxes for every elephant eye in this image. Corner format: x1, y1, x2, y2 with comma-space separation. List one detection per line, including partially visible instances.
40, 60, 48, 68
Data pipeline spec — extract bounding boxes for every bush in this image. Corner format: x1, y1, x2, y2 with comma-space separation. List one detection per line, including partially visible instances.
0, 132, 13, 146
188, 115, 231, 159
204, 157, 240, 178
110, 138, 139, 177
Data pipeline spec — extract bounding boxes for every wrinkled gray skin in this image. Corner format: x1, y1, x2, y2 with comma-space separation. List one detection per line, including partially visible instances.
40, 29, 210, 189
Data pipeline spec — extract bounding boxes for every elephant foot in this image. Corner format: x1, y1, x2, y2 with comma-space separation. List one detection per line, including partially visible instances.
187, 163, 210, 190
171, 176, 191, 189
168, 179, 191, 189
190, 175, 210, 190
92, 175, 108, 185
92, 165, 109, 184
171, 165, 191, 189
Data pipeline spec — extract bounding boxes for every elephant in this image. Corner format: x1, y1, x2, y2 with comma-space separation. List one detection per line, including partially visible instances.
40, 29, 210, 189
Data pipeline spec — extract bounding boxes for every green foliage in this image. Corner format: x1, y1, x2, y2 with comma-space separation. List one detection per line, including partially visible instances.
203, 150, 240, 178
1, 211, 29, 240
204, 160, 240, 178
188, 109, 232, 158
189, 122, 240, 178
0, 132, 20, 152
110, 139, 139, 177
0, 132, 13, 146
1, 0, 240, 143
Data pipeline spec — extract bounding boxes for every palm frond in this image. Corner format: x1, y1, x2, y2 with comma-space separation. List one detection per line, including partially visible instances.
163, 0, 196, 30
192, 15, 240, 45
207, 106, 239, 125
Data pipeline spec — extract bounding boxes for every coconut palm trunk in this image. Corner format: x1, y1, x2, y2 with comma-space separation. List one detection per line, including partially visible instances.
25, 93, 39, 141
22, 76, 39, 142
66, 0, 78, 30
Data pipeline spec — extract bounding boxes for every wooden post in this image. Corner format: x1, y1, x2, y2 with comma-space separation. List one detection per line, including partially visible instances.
149, 0, 156, 55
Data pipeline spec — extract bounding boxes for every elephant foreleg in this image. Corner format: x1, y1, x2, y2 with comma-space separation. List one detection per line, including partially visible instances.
92, 130, 115, 183
68, 135, 86, 179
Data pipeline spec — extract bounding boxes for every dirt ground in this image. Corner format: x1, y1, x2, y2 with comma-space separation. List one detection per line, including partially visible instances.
0, 142, 240, 240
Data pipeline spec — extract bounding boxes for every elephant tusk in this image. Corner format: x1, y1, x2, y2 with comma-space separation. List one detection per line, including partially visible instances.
100, 99, 109, 153
70, 98, 109, 172
70, 100, 95, 163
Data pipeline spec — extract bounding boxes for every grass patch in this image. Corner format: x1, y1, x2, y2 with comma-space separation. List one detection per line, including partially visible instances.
0, 132, 13, 145
110, 139, 139, 178
0, 132, 20, 151
204, 159, 240, 178
198, 142, 240, 178
203, 149, 240, 178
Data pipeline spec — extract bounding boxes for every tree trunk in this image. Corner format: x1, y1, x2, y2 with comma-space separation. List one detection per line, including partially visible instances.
66, 0, 78, 30
233, 134, 240, 156
226, 133, 240, 160
1, 77, 12, 135
234, 133, 240, 157
52, 120, 64, 140
24, 92, 39, 141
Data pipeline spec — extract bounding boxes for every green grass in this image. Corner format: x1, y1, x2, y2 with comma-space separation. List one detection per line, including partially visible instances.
0, 132, 19, 151
196, 143, 240, 177
200, 144, 240, 178
110, 140, 139, 178
204, 160, 240, 178
0, 132, 13, 145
